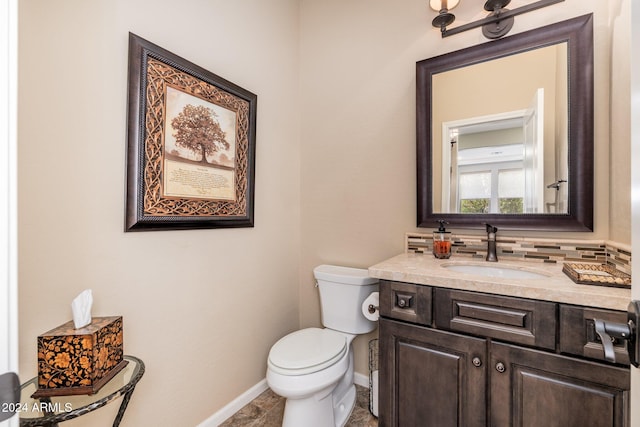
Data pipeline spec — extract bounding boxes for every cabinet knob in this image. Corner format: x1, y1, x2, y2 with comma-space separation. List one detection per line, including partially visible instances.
472, 357, 482, 367
495, 362, 506, 373
395, 293, 413, 308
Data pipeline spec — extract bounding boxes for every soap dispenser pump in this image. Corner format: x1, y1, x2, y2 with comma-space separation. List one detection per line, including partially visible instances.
433, 220, 452, 259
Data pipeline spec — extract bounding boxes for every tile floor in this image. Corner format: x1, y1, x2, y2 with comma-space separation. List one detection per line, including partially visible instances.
219, 385, 378, 427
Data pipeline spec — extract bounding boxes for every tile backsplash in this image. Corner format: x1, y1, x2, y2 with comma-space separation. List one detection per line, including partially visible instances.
406, 233, 632, 275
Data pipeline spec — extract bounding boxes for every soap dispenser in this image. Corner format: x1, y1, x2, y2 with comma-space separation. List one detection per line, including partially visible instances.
433, 220, 452, 259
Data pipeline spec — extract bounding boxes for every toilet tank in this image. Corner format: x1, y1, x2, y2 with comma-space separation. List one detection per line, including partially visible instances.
314, 265, 379, 335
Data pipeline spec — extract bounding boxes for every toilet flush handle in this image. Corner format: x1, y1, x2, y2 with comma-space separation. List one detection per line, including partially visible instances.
368, 304, 379, 314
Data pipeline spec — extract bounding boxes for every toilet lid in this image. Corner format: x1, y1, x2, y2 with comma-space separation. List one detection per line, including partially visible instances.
268, 328, 347, 375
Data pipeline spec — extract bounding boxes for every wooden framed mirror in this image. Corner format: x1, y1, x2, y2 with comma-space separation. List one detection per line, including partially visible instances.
417, 14, 593, 231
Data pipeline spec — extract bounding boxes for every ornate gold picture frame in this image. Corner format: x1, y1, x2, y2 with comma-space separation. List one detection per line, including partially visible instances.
125, 33, 256, 231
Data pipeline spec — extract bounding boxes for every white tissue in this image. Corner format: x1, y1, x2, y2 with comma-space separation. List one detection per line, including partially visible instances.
362, 291, 380, 321
72, 289, 93, 329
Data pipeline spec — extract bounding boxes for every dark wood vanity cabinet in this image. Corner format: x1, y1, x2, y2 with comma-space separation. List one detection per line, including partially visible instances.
380, 319, 487, 427
490, 342, 629, 426
379, 280, 631, 427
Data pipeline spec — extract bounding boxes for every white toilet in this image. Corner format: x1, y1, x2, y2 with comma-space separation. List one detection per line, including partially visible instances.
266, 265, 379, 427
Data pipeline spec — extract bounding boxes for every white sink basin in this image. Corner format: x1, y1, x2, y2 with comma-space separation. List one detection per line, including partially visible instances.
441, 263, 549, 279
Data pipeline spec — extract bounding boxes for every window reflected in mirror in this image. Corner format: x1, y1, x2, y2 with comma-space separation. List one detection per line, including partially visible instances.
431, 43, 568, 215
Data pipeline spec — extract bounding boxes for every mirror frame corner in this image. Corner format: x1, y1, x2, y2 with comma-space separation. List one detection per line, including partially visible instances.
417, 13, 594, 232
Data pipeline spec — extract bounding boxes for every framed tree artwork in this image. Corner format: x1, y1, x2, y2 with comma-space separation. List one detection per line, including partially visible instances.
125, 33, 257, 231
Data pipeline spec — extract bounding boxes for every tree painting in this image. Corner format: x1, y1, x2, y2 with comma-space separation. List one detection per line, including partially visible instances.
170, 104, 230, 165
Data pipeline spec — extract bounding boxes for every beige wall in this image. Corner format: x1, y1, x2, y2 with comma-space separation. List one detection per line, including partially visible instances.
17, 0, 631, 425
610, 0, 632, 243
18, 1, 300, 426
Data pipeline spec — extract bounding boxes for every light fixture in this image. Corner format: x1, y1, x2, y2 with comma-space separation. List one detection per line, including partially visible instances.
429, 0, 565, 39
429, 0, 460, 29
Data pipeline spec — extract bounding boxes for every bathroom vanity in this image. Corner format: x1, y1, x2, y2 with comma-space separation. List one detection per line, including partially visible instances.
370, 253, 631, 427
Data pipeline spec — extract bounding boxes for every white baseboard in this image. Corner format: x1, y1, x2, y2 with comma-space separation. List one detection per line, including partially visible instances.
197, 379, 269, 427
197, 372, 371, 427
353, 371, 369, 388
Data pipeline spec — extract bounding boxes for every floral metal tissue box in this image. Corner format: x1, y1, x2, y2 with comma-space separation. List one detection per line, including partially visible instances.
34, 316, 127, 397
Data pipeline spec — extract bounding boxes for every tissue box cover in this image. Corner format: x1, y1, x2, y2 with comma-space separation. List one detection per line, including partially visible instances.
34, 316, 127, 397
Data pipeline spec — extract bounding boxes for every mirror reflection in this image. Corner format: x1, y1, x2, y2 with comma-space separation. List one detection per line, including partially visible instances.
432, 42, 568, 214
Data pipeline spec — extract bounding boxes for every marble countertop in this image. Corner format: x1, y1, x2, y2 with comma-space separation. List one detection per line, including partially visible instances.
368, 253, 631, 311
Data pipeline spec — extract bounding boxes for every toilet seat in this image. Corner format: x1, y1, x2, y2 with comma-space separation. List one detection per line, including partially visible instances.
268, 328, 347, 376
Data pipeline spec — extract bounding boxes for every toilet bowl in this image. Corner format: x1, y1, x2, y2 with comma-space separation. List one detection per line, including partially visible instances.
267, 328, 355, 427
266, 265, 379, 427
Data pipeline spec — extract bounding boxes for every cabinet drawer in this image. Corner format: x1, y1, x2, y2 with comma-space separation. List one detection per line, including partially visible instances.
559, 305, 630, 365
379, 280, 432, 326
434, 288, 557, 350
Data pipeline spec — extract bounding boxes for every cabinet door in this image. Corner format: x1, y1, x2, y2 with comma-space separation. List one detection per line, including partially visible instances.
490, 342, 630, 427
379, 318, 486, 427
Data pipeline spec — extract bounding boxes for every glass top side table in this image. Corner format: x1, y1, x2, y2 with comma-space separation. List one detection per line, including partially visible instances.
19, 355, 144, 427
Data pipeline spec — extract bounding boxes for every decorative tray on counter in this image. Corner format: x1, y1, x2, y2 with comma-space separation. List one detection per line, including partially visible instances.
562, 263, 631, 288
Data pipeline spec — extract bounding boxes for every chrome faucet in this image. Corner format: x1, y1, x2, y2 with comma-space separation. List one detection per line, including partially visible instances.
485, 223, 498, 262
